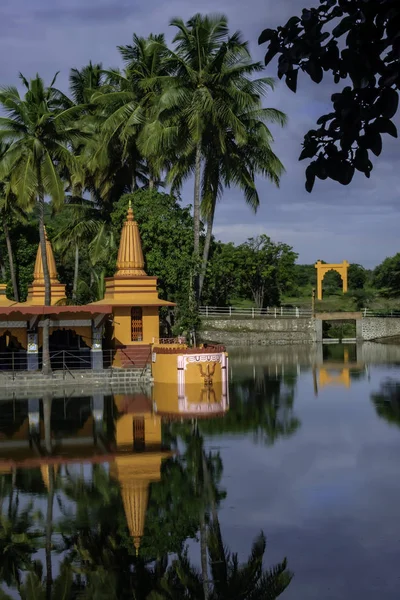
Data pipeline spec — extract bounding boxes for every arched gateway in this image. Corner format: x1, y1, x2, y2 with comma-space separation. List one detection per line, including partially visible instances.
315, 260, 349, 300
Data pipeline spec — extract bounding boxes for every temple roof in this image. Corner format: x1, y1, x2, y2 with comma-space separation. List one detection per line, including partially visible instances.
0, 305, 113, 317
89, 203, 175, 307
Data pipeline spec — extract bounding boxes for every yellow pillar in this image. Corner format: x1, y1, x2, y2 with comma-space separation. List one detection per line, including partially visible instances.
342, 260, 349, 294
315, 261, 323, 301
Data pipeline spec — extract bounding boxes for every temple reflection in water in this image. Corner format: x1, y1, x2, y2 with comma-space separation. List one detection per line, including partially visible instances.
0, 376, 229, 555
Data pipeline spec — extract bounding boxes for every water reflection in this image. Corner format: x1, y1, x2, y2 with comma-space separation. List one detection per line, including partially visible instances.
0, 384, 292, 599
371, 378, 400, 427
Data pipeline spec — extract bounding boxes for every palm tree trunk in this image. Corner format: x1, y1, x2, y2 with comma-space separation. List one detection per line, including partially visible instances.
45, 464, 55, 600
3, 219, 19, 302
0, 259, 6, 280
199, 202, 215, 301
38, 192, 52, 375
193, 141, 202, 255
200, 512, 210, 600
72, 242, 79, 302
193, 141, 202, 303
43, 394, 52, 455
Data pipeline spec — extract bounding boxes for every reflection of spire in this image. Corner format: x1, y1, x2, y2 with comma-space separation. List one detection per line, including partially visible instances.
40, 464, 58, 489
120, 480, 149, 556
115, 202, 146, 276
109, 454, 167, 556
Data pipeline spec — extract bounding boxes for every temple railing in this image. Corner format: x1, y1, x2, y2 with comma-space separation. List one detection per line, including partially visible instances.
152, 337, 187, 344
0, 349, 115, 379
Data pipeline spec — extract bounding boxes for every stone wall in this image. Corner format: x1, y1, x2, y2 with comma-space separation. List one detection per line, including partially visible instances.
362, 317, 400, 341
200, 317, 316, 345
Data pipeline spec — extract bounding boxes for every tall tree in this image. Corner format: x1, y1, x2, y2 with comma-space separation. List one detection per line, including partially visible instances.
259, 0, 399, 191
198, 102, 286, 298
53, 198, 103, 302
145, 14, 285, 301
0, 143, 26, 301
0, 74, 82, 373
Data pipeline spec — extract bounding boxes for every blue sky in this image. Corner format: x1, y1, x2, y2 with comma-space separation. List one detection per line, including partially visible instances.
1, 0, 398, 267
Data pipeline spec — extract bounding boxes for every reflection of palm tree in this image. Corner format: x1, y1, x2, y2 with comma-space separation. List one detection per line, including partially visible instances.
158, 528, 291, 599
0, 495, 41, 590
157, 426, 292, 600
199, 371, 300, 445
371, 379, 400, 426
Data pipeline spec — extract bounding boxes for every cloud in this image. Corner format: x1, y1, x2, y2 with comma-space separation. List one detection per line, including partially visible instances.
0, 0, 398, 267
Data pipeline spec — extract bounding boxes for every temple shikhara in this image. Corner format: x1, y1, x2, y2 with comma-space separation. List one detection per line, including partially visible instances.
0, 201, 229, 403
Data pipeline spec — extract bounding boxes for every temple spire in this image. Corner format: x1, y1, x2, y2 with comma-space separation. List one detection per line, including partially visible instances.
115, 201, 146, 276
33, 227, 59, 284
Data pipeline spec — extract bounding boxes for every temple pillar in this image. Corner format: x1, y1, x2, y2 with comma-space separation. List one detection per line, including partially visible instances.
91, 324, 103, 370
27, 332, 39, 371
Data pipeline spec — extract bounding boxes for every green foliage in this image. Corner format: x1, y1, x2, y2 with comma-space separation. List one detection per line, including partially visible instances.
203, 235, 297, 308
373, 253, 400, 297
236, 235, 298, 308
259, 0, 399, 190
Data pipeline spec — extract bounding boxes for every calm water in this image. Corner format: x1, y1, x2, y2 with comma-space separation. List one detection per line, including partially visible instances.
1, 343, 400, 599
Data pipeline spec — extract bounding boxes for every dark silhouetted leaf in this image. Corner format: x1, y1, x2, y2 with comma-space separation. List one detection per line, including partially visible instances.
332, 16, 353, 38
258, 29, 274, 45
372, 117, 398, 138
379, 88, 399, 119
305, 164, 316, 192
286, 69, 299, 93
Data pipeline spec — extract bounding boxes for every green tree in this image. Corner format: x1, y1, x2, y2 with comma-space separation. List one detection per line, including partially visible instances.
236, 235, 298, 308
0, 145, 25, 301
156, 14, 285, 301
202, 242, 241, 307
259, 0, 399, 191
198, 101, 286, 299
373, 253, 400, 296
348, 263, 367, 290
0, 74, 82, 373
53, 198, 103, 302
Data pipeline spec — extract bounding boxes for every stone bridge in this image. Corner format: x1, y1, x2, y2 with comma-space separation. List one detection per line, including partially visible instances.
201, 312, 400, 345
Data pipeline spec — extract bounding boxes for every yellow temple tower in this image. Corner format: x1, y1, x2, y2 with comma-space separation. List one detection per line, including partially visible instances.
90, 201, 174, 364
26, 229, 66, 305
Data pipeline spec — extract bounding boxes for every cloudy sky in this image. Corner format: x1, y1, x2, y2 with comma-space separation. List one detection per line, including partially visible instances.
1, 0, 398, 267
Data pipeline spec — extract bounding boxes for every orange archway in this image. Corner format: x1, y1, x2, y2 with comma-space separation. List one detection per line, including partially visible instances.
315, 261, 349, 300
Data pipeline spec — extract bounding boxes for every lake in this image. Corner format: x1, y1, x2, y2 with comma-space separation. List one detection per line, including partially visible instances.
1, 343, 400, 599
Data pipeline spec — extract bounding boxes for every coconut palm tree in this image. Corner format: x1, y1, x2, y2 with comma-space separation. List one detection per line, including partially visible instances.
0, 142, 27, 302
0, 74, 83, 373
142, 15, 285, 301
198, 102, 286, 298
53, 198, 104, 302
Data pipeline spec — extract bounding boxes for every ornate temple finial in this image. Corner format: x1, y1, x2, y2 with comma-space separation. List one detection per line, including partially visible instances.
127, 199, 134, 222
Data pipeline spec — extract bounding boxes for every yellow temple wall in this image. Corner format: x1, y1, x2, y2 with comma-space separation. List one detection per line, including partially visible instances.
113, 306, 159, 346
153, 381, 224, 410
0, 327, 28, 350
152, 354, 178, 384
115, 413, 162, 447
152, 352, 224, 385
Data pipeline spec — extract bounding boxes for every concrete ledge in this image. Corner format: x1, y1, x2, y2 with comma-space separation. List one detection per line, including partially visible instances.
0, 367, 152, 390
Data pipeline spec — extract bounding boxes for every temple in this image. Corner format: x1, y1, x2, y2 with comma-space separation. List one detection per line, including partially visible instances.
0, 200, 228, 389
